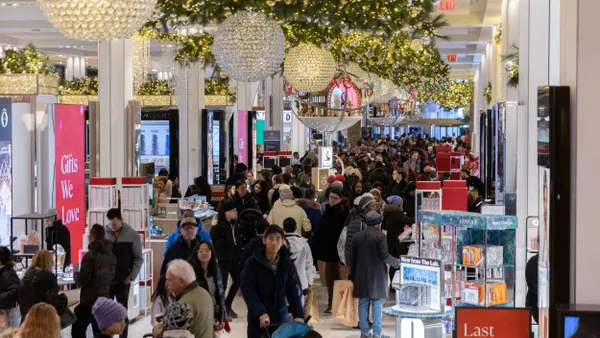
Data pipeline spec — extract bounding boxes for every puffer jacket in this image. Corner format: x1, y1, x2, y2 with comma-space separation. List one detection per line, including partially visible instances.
0, 265, 19, 309
285, 233, 315, 290
267, 199, 311, 234
18, 268, 67, 320
77, 239, 117, 308
382, 205, 414, 258
344, 212, 368, 274
210, 215, 243, 262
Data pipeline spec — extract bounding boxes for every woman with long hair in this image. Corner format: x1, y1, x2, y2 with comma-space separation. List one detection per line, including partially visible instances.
350, 181, 365, 203
17, 250, 66, 322
16, 302, 60, 338
150, 275, 172, 327
188, 241, 227, 327
0, 247, 19, 331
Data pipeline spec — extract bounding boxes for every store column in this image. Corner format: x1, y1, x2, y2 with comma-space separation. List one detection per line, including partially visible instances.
97, 40, 133, 179
264, 74, 283, 142
176, 64, 204, 191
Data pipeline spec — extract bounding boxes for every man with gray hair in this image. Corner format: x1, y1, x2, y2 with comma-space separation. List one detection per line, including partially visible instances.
267, 184, 311, 234
165, 259, 214, 338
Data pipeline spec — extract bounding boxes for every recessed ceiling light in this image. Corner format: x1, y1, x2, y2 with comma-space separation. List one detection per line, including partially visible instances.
58, 54, 63, 57
66, 45, 70, 48
80, 45, 84, 48
12, 3, 18, 6
0, 4, 6, 7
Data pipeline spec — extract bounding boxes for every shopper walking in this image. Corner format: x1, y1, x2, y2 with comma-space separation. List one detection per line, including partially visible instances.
350, 211, 401, 338
91, 297, 128, 338
16, 303, 61, 338
241, 225, 304, 338
0, 247, 19, 332
72, 224, 117, 338
105, 208, 144, 338
283, 218, 315, 298
314, 185, 348, 314
210, 200, 243, 319
267, 185, 311, 235
150, 276, 172, 327
44, 208, 71, 270
164, 209, 212, 255
232, 180, 259, 214
161, 217, 203, 275
382, 196, 413, 288
344, 195, 378, 275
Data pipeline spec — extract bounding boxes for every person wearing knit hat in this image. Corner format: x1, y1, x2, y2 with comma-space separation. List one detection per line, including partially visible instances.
349, 210, 401, 338
92, 297, 127, 338
386, 195, 403, 206
44, 207, 72, 269
161, 302, 195, 338
342, 194, 379, 276
161, 216, 202, 276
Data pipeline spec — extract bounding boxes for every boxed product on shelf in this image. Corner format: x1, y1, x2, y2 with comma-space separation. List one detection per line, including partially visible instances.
396, 283, 432, 310
461, 245, 504, 267
461, 281, 507, 306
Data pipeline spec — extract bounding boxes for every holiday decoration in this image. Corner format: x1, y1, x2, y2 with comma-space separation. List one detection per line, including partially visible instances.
205, 78, 236, 103
419, 79, 474, 110
502, 44, 519, 88
0, 44, 54, 74
59, 77, 98, 95
137, 79, 173, 95
494, 24, 502, 45
374, 78, 395, 104
284, 43, 337, 93
484, 82, 492, 105
212, 11, 286, 82
38, 0, 157, 41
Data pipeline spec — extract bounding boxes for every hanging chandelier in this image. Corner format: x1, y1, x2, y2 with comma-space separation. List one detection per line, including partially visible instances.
212, 11, 286, 82
38, 0, 157, 41
284, 43, 337, 93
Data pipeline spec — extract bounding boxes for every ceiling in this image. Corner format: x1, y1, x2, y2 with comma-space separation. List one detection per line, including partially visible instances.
0, 0, 503, 78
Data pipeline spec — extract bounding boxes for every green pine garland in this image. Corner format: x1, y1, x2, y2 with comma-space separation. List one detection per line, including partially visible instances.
0, 43, 54, 75
501, 44, 519, 88
137, 79, 174, 95
59, 77, 98, 95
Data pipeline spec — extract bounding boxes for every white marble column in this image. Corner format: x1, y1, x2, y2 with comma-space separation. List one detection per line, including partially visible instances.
97, 40, 133, 179
501, 0, 520, 102
176, 64, 204, 191
264, 74, 284, 137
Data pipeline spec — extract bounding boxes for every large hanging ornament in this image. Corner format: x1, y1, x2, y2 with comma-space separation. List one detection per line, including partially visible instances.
38, 0, 157, 41
374, 78, 395, 103
284, 43, 337, 93
212, 11, 286, 82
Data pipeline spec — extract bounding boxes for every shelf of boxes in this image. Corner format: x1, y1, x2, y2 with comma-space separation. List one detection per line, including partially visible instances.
138, 248, 154, 316
87, 178, 118, 247
121, 177, 150, 244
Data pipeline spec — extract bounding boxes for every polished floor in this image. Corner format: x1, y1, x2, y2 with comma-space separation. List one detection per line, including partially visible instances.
64, 274, 398, 337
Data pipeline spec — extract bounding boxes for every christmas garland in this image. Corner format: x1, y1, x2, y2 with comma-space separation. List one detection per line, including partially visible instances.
143, 0, 449, 86
58, 77, 98, 95
484, 82, 492, 105
502, 44, 519, 88
137, 79, 174, 95
418, 79, 474, 110
0, 43, 55, 74
494, 24, 502, 45
205, 78, 236, 103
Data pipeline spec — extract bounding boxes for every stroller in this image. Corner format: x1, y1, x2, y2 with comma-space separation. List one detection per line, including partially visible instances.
263, 322, 316, 338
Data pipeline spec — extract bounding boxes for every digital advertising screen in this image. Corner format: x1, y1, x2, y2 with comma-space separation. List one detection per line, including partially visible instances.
0, 98, 11, 247
238, 110, 248, 165
54, 104, 85, 264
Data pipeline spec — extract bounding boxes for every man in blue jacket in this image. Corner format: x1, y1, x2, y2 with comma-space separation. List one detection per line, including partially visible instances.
241, 225, 304, 338
164, 209, 212, 255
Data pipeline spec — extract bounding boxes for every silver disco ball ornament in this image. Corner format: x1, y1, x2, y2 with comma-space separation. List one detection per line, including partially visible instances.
38, 0, 157, 41
504, 60, 515, 71
213, 11, 286, 82
284, 43, 336, 93
374, 78, 395, 103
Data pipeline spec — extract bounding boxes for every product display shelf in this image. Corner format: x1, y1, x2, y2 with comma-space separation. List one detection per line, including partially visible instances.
417, 210, 518, 312
138, 248, 154, 316
121, 177, 150, 247
87, 178, 118, 235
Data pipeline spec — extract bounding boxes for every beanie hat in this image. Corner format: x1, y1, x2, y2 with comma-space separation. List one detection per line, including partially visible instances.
330, 185, 343, 196
45, 208, 58, 218
221, 200, 237, 213
326, 175, 336, 184
358, 196, 376, 211
353, 196, 363, 206
334, 174, 346, 183
365, 211, 383, 227
406, 181, 417, 192
331, 181, 344, 191
163, 302, 194, 331
272, 166, 283, 175
386, 195, 403, 206
92, 297, 127, 331
180, 217, 198, 227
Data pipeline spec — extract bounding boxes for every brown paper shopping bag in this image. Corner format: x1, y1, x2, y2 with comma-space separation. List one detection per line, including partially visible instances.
303, 290, 319, 324
332, 280, 353, 316
334, 281, 359, 327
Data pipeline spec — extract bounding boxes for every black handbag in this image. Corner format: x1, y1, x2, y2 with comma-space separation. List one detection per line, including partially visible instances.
45, 291, 76, 329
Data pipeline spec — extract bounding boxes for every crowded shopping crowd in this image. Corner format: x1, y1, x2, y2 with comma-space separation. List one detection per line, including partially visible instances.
0, 134, 481, 338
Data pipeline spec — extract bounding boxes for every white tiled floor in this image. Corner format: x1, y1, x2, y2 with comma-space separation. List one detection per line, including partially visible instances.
65, 274, 398, 338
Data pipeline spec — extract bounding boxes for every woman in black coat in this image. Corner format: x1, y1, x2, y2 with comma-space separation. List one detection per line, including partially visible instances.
0, 247, 19, 330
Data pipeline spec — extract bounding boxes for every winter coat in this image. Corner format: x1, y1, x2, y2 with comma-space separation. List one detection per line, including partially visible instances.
369, 168, 388, 187
18, 268, 67, 320
526, 254, 539, 322
240, 236, 264, 272
161, 236, 204, 276
175, 282, 214, 338
268, 184, 282, 206
285, 233, 315, 290
46, 221, 71, 268
233, 192, 260, 215
0, 266, 19, 309
469, 196, 485, 213
105, 222, 144, 283
296, 199, 322, 235
350, 227, 401, 300
238, 209, 264, 247
241, 247, 304, 338
402, 192, 416, 218
190, 260, 227, 324
389, 180, 407, 198
210, 215, 243, 262
382, 205, 414, 258
77, 239, 117, 308
314, 203, 347, 262
267, 199, 312, 234
344, 212, 368, 272
164, 218, 212, 255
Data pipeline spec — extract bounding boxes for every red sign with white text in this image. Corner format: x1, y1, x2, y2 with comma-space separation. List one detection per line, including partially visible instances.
456, 308, 531, 338
447, 54, 458, 62
440, 0, 457, 10
54, 104, 85, 264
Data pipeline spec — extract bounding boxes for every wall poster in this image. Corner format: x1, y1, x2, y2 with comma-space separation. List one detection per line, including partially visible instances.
0, 98, 11, 247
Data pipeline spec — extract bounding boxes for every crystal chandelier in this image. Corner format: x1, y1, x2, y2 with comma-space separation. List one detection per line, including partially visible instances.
284, 43, 337, 93
38, 0, 157, 41
374, 79, 395, 103
212, 11, 286, 82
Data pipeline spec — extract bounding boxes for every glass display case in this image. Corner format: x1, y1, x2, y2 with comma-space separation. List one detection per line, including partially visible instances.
417, 210, 517, 310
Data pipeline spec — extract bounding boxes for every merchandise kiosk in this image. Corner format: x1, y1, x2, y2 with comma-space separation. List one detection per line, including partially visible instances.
385, 210, 517, 336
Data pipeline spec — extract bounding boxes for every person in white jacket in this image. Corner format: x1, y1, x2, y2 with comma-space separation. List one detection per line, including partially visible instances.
268, 185, 312, 234
283, 217, 315, 298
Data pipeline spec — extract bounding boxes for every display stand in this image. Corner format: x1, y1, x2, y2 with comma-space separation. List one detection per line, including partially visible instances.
441, 180, 467, 212
138, 248, 154, 316
87, 178, 118, 248
416, 210, 517, 333
382, 307, 448, 338
311, 167, 332, 192
10, 213, 58, 271
415, 181, 443, 224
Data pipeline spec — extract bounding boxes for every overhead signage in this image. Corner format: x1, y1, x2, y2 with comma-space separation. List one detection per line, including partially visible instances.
264, 130, 281, 152
447, 54, 458, 62
440, 0, 457, 11
54, 104, 85, 264
0, 98, 11, 247
455, 308, 531, 338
